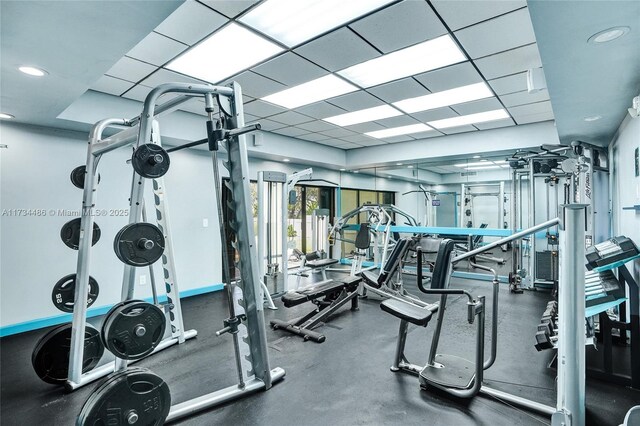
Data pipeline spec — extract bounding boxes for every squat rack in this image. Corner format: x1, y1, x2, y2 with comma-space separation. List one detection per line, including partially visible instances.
72, 82, 284, 421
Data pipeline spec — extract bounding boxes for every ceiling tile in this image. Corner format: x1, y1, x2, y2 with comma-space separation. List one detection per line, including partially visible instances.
178, 98, 208, 116
253, 53, 327, 86
296, 101, 347, 119
126, 32, 187, 66
349, 0, 447, 53
341, 134, 378, 144
414, 62, 483, 92
474, 44, 542, 80
359, 139, 388, 146
319, 127, 357, 138
294, 28, 381, 72
368, 78, 430, 103
326, 90, 384, 110
106, 57, 157, 83
441, 125, 477, 135
314, 139, 343, 148
255, 119, 287, 131
297, 133, 331, 142
410, 107, 459, 122
499, 90, 549, 107
383, 135, 415, 143
411, 130, 441, 139
374, 115, 420, 128
121, 84, 153, 102
141, 68, 206, 87
225, 71, 286, 98
199, 0, 259, 18
272, 127, 310, 138
343, 122, 387, 133
487, 72, 528, 95
450, 97, 504, 115
513, 111, 554, 124
296, 120, 337, 133
430, 0, 526, 31
454, 8, 536, 59
269, 110, 315, 126
334, 142, 362, 150
243, 99, 286, 117
154, 1, 227, 45
474, 117, 516, 130
91, 75, 134, 96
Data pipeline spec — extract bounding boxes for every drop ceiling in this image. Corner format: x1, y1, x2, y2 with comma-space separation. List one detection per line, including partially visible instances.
88, 0, 553, 149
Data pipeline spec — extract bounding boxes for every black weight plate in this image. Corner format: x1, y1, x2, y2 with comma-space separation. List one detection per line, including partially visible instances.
103, 301, 166, 360
51, 274, 99, 313
70, 165, 100, 189
113, 222, 165, 267
61, 218, 101, 250
131, 143, 170, 178
32, 323, 104, 385
77, 368, 171, 426
100, 299, 139, 349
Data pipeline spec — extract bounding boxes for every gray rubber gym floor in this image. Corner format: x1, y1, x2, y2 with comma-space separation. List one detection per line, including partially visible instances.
1, 272, 638, 425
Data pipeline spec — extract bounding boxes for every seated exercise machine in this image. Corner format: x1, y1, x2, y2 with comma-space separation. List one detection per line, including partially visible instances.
270, 275, 361, 343
380, 206, 590, 426
290, 248, 339, 288
359, 237, 433, 309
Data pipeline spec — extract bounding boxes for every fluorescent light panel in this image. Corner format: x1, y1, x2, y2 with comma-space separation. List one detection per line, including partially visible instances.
428, 109, 509, 129
394, 83, 493, 113
166, 23, 283, 83
240, 0, 394, 47
366, 123, 432, 139
262, 74, 357, 108
338, 35, 466, 88
324, 105, 401, 126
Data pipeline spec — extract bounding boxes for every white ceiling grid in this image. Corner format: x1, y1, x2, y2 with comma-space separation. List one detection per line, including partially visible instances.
90, 0, 555, 150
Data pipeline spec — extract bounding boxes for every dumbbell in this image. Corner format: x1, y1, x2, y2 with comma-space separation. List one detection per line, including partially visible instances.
540, 313, 557, 329
534, 330, 558, 351
537, 321, 557, 337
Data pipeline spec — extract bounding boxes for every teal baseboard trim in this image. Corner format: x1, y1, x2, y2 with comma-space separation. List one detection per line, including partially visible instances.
0, 283, 224, 338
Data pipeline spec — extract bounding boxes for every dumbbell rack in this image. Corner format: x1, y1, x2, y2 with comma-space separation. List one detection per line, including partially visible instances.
66, 112, 196, 391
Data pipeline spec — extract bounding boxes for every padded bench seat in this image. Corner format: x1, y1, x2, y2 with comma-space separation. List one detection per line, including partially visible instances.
380, 299, 436, 327
282, 276, 361, 308
306, 258, 339, 269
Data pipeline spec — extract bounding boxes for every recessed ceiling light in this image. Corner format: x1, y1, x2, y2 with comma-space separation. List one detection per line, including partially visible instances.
407, 165, 414, 169
262, 74, 357, 108
167, 23, 283, 83
19, 66, 47, 77
338, 35, 466, 88
339, 168, 346, 171
588, 26, 630, 44
428, 109, 509, 129
472, 155, 481, 159
324, 105, 402, 127
584, 115, 602, 122
393, 83, 493, 114
283, 158, 290, 162
466, 165, 502, 171
366, 123, 434, 139
396, 163, 403, 166
353, 170, 360, 173
0, 113, 15, 119
240, 0, 394, 47
454, 161, 491, 167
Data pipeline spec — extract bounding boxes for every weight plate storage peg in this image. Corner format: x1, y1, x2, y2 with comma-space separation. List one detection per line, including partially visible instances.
51, 274, 100, 312
113, 222, 165, 266
70, 165, 100, 189
31, 323, 104, 385
77, 367, 171, 426
102, 300, 166, 360
61, 218, 101, 250
131, 143, 170, 178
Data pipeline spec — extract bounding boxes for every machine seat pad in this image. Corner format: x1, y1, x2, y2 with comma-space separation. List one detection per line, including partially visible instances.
360, 270, 381, 288
282, 276, 361, 308
306, 258, 339, 268
380, 299, 433, 327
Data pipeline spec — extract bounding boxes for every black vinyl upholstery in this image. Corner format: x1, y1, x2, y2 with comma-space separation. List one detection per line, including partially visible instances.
359, 238, 411, 288
282, 276, 361, 308
354, 223, 370, 250
430, 239, 455, 290
380, 299, 433, 326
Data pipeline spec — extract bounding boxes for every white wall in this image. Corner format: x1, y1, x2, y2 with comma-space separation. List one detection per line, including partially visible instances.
610, 115, 640, 282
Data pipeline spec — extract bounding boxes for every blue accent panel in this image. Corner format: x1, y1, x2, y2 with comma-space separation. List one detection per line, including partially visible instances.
0, 284, 225, 338
592, 253, 640, 273
586, 298, 626, 317
451, 271, 509, 282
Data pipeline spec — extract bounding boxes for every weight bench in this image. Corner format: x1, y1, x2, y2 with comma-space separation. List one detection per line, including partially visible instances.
270, 275, 361, 343
291, 249, 339, 289
360, 238, 411, 290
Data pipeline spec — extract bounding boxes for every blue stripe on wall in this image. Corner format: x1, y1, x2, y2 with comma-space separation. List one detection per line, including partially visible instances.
0, 283, 224, 338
